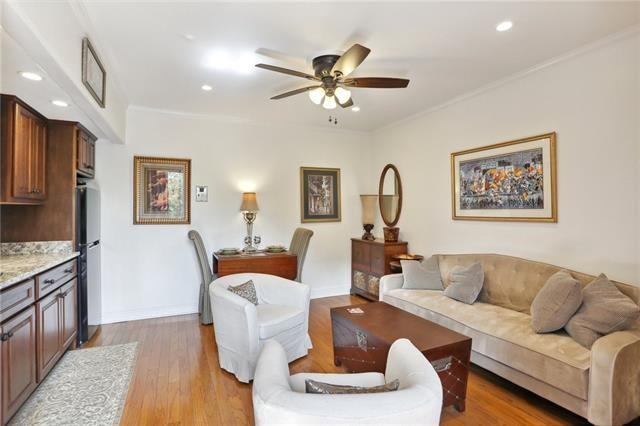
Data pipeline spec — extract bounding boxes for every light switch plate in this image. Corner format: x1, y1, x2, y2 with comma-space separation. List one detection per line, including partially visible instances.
195, 185, 208, 202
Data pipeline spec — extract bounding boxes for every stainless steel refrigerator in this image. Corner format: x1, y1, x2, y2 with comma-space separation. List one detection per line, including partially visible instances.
76, 185, 102, 345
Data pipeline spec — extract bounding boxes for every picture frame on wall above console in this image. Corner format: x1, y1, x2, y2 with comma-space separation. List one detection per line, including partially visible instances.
300, 167, 341, 222
451, 132, 557, 222
81, 37, 106, 108
133, 156, 191, 224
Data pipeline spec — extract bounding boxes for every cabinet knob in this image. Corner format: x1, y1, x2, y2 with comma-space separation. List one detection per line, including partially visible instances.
63, 268, 74, 273
0, 331, 13, 341
44, 278, 55, 284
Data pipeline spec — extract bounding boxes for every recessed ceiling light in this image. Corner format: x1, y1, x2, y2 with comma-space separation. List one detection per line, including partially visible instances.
351, 106, 360, 112
496, 21, 513, 32
51, 100, 69, 107
20, 71, 43, 81
201, 84, 213, 91
183, 34, 195, 41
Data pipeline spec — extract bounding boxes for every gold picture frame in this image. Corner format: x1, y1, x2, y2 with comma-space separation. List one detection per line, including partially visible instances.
300, 167, 342, 223
133, 156, 191, 225
451, 132, 557, 222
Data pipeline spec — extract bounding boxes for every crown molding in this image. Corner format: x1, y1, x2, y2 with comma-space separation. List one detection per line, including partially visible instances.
374, 24, 640, 134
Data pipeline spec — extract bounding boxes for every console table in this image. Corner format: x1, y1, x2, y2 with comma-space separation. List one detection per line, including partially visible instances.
351, 238, 408, 300
212, 251, 297, 280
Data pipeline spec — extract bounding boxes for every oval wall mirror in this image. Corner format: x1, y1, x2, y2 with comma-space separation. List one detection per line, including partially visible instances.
378, 164, 402, 241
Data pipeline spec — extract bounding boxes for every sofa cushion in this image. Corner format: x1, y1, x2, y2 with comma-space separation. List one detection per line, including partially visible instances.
256, 304, 305, 339
401, 256, 443, 290
383, 289, 591, 400
531, 270, 583, 333
565, 274, 640, 348
443, 262, 483, 304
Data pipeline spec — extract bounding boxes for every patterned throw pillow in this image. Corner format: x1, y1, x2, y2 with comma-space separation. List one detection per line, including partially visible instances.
305, 378, 400, 394
228, 280, 258, 305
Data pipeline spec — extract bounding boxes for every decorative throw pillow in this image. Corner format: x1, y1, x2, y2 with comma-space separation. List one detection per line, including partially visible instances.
565, 274, 640, 348
530, 270, 583, 333
443, 262, 484, 304
305, 378, 400, 394
228, 280, 258, 305
401, 256, 444, 290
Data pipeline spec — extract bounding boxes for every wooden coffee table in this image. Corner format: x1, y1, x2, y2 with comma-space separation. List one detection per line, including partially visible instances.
331, 301, 472, 412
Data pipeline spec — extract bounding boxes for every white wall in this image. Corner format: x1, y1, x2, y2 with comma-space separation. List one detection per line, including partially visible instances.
97, 107, 369, 323
372, 33, 640, 285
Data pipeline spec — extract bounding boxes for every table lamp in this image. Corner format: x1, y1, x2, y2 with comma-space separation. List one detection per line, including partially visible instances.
240, 192, 259, 250
360, 195, 378, 240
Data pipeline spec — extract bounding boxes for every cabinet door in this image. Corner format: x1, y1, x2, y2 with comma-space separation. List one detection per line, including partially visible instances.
60, 279, 78, 349
30, 118, 47, 200
370, 245, 387, 276
36, 291, 62, 381
76, 130, 95, 177
11, 104, 33, 199
1, 306, 37, 423
352, 241, 371, 272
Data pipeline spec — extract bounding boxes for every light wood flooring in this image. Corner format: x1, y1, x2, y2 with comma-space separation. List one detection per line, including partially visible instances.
86, 295, 587, 425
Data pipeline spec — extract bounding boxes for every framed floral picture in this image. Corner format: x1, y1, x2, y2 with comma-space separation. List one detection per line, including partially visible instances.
451, 132, 557, 222
300, 167, 341, 222
133, 156, 191, 224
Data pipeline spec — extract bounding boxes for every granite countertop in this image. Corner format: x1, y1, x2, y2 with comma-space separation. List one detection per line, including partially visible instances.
0, 251, 80, 290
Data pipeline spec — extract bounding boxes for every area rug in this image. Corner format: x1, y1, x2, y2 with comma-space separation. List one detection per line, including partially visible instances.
9, 342, 138, 426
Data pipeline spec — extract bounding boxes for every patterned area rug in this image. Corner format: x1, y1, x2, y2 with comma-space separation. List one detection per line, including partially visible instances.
10, 342, 138, 426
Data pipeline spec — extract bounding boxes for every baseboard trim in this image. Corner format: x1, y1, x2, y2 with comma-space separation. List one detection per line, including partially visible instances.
101, 286, 350, 324
101, 304, 199, 324
310, 285, 350, 299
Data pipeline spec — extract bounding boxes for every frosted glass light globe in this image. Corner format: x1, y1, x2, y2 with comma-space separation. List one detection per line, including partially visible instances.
322, 95, 337, 110
308, 87, 325, 105
334, 87, 351, 104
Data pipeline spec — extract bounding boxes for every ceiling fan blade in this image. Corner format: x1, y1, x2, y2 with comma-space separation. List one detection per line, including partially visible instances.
331, 44, 371, 77
271, 85, 321, 100
342, 77, 410, 88
339, 97, 354, 108
255, 63, 319, 81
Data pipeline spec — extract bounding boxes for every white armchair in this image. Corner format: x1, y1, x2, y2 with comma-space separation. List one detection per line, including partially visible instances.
209, 273, 312, 382
253, 338, 443, 425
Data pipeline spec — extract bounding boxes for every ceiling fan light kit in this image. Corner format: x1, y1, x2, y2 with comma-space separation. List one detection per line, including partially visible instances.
256, 43, 409, 109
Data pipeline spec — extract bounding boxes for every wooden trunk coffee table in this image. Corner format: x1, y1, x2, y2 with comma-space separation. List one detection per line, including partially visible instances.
331, 301, 472, 412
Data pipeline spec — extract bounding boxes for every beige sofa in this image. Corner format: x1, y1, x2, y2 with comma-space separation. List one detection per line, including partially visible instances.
379, 254, 640, 425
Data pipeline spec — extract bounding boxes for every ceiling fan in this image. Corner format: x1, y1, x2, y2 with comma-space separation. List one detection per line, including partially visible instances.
255, 43, 410, 110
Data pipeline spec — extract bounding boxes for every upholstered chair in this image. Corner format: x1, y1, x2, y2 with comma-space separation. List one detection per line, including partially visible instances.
253, 338, 443, 425
209, 273, 312, 383
188, 230, 214, 324
289, 227, 314, 282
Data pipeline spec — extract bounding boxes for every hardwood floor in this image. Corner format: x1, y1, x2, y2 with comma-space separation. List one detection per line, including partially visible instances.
86, 295, 587, 425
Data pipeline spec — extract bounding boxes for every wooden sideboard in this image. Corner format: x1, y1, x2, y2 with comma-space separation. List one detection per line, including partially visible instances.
351, 238, 408, 301
212, 251, 298, 281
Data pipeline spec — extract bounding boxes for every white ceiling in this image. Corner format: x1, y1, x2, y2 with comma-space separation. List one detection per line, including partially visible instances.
0, 31, 103, 138
80, 1, 639, 132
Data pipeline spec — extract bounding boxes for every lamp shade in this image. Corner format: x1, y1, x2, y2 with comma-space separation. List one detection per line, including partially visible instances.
360, 195, 378, 224
240, 192, 259, 211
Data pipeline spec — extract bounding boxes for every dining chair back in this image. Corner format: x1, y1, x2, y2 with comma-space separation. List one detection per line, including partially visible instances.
289, 228, 314, 282
188, 230, 214, 324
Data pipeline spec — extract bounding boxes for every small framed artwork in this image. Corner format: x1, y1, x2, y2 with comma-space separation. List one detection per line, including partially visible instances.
82, 37, 106, 108
451, 132, 557, 222
133, 156, 191, 224
300, 167, 341, 223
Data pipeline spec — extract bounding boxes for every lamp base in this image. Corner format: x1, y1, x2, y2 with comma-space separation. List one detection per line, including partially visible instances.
362, 224, 375, 241
383, 227, 400, 242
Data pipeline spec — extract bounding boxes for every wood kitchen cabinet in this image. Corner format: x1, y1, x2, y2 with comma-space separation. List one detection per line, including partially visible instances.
76, 126, 97, 178
351, 238, 408, 300
1, 306, 37, 424
0, 260, 78, 425
0, 95, 48, 204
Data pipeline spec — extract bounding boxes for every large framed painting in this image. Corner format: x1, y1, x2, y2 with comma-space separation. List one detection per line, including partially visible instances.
451, 132, 557, 222
300, 167, 341, 223
81, 38, 106, 108
133, 156, 191, 224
